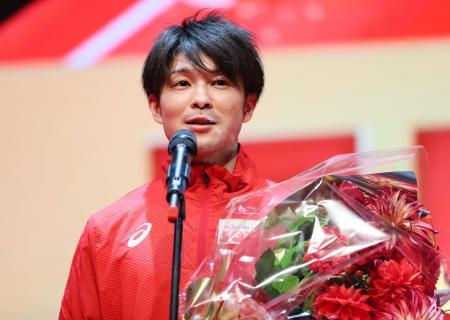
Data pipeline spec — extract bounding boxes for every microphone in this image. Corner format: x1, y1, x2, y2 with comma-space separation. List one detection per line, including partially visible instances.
166, 129, 197, 221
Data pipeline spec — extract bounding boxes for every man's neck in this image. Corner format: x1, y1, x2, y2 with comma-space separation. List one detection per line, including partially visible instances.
223, 154, 238, 173
193, 144, 239, 173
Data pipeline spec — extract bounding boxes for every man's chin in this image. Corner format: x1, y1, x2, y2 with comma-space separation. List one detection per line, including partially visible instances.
193, 143, 238, 167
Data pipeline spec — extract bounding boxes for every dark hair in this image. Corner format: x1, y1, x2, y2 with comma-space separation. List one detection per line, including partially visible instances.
142, 11, 264, 100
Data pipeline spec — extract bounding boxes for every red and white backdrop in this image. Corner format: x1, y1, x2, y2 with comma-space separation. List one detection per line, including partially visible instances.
2, 0, 450, 64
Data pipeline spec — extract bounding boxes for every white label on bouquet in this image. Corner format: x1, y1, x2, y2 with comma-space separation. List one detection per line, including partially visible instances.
217, 219, 260, 245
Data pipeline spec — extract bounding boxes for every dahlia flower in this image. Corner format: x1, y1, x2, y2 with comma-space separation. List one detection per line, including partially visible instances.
373, 290, 444, 320
368, 189, 436, 248
313, 285, 373, 320
370, 258, 424, 304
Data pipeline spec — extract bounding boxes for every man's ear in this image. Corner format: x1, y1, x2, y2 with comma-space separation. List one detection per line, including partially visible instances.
243, 93, 257, 123
148, 95, 163, 124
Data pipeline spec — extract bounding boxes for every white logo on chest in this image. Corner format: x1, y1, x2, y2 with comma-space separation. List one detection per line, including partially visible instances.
127, 223, 152, 248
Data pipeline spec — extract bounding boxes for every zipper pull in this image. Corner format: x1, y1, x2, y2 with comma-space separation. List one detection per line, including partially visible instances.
203, 172, 210, 186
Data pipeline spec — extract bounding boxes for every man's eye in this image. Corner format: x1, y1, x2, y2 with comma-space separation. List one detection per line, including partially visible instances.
213, 79, 228, 86
175, 80, 190, 87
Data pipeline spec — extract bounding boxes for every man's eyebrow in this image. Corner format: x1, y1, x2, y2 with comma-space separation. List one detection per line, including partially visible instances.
168, 67, 220, 76
168, 67, 193, 76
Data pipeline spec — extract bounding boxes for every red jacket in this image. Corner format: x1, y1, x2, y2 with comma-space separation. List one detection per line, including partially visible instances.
59, 150, 267, 319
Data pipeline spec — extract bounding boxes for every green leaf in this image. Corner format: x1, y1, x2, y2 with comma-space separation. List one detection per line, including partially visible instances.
319, 215, 330, 227
263, 284, 281, 299
287, 215, 315, 232
279, 242, 300, 267
280, 247, 295, 269
274, 254, 282, 272
299, 268, 314, 279
290, 241, 307, 267
302, 294, 315, 311
272, 275, 300, 294
255, 249, 276, 284
275, 235, 296, 249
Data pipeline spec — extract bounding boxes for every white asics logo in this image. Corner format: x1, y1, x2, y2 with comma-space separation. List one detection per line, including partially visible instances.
127, 223, 152, 248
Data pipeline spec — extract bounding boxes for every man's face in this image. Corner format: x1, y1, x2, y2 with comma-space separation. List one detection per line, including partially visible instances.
149, 54, 256, 165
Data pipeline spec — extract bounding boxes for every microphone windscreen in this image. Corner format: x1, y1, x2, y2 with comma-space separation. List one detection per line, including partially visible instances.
168, 129, 197, 157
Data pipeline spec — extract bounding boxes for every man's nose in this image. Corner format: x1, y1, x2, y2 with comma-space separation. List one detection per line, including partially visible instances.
191, 84, 212, 109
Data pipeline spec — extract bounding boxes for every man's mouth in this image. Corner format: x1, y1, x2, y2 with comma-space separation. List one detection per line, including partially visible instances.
185, 118, 216, 125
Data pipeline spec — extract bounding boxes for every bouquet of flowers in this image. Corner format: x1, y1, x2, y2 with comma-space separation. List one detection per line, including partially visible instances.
182, 147, 450, 319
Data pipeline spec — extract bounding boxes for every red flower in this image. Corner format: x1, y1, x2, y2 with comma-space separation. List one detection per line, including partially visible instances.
303, 252, 348, 274
368, 189, 436, 248
313, 285, 373, 320
303, 226, 349, 274
373, 290, 444, 320
370, 258, 425, 304
338, 181, 369, 205
366, 187, 440, 295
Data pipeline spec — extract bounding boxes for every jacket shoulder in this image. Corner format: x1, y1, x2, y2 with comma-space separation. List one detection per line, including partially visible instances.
86, 179, 165, 236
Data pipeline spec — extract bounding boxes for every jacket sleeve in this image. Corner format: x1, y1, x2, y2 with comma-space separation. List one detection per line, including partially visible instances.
59, 218, 101, 320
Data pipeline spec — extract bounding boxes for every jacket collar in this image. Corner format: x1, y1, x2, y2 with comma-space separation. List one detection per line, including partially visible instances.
162, 147, 262, 203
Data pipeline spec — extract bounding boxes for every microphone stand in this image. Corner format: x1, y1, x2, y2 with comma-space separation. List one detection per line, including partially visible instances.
169, 197, 185, 320
165, 129, 197, 319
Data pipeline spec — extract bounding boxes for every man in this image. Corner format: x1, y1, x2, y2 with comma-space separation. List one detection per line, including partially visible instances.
59, 12, 266, 319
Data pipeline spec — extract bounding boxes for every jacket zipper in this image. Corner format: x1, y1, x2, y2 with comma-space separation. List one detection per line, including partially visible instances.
197, 172, 210, 266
